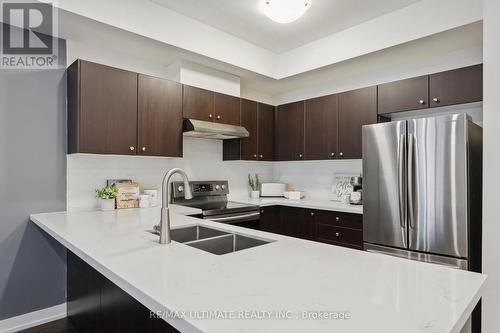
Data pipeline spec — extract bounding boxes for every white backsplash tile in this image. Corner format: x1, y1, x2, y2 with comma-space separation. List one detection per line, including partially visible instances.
67, 137, 362, 211
67, 138, 273, 211
272, 159, 363, 200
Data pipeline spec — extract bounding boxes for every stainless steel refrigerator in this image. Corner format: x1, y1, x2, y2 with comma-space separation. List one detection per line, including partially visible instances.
362, 113, 482, 272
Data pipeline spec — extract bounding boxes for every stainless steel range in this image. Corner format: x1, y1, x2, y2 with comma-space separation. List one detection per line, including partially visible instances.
171, 181, 261, 229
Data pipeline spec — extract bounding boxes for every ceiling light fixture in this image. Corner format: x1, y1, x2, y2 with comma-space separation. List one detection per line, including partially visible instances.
262, 0, 312, 24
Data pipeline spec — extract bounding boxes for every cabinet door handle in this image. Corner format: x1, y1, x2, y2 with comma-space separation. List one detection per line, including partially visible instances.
335, 216, 340, 222
310, 212, 315, 217
253, 154, 257, 159
433, 98, 439, 103
419, 100, 425, 105
335, 232, 341, 238
339, 152, 344, 157
208, 114, 213, 119
330, 152, 335, 158
216, 115, 221, 120
260, 209, 264, 214
129, 146, 135, 152
299, 153, 303, 159
141, 147, 147, 152
259, 154, 263, 159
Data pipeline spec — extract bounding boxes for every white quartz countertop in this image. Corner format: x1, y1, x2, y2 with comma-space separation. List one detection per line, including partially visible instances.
31, 208, 484, 333
228, 196, 363, 214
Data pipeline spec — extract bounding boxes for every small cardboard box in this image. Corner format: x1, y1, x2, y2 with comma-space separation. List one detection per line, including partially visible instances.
114, 181, 140, 209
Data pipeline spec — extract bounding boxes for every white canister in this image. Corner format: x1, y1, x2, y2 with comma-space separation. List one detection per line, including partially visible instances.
139, 194, 150, 208
350, 192, 362, 203
100, 198, 115, 211
250, 190, 260, 199
143, 189, 158, 207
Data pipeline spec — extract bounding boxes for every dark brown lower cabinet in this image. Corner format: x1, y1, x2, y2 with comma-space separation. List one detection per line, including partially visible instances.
67, 252, 101, 333
314, 210, 363, 249
259, 206, 281, 234
259, 206, 363, 249
67, 251, 179, 333
279, 206, 311, 240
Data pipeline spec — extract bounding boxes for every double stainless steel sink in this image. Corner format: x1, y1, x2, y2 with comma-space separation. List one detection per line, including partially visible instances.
149, 225, 273, 255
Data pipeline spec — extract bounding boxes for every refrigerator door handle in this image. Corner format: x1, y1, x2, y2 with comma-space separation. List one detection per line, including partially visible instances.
397, 134, 406, 229
407, 133, 416, 229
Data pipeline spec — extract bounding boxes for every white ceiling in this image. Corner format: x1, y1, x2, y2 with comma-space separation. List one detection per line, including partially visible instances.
150, 0, 422, 53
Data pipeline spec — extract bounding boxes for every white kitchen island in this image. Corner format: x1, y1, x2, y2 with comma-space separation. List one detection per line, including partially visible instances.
31, 207, 485, 333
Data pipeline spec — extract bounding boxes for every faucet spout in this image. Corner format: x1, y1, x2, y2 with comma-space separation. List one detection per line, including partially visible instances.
159, 168, 192, 244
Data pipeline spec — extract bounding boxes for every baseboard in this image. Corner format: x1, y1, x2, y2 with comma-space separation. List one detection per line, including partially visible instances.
0, 303, 67, 333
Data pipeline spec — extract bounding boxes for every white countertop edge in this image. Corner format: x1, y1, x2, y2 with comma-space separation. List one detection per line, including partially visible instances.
30, 214, 204, 333
228, 197, 363, 214
450, 282, 485, 333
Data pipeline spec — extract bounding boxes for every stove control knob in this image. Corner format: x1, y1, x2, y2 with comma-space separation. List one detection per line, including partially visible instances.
221, 184, 226, 190
178, 185, 184, 193
215, 185, 221, 191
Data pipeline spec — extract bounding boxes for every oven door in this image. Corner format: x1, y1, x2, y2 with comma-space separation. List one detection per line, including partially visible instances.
204, 210, 261, 230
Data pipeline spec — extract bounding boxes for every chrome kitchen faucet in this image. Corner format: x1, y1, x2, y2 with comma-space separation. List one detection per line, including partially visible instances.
157, 168, 193, 244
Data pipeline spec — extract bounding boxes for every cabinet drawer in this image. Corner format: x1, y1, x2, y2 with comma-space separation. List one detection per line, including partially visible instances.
314, 210, 362, 230
316, 224, 363, 248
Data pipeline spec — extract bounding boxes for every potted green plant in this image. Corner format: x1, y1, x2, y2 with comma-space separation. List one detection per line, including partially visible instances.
95, 185, 118, 211
248, 174, 260, 199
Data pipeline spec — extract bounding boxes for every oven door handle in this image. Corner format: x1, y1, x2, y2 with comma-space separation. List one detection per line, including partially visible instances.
206, 211, 261, 224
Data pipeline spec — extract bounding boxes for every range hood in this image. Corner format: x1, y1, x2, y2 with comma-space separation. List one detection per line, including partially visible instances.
183, 119, 249, 140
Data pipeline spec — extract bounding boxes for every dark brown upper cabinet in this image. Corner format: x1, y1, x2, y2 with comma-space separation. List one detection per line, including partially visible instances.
214, 92, 241, 126
68, 60, 138, 155
378, 75, 429, 114
240, 99, 259, 160
258, 103, 275, 161
276, 101, 305, 161
182, 85, 214, 121
305, 94, 338, 160
138, 75, 183, 157
230, 100, 275, 162
430, 64, 483, 108
338, 86, 377, 159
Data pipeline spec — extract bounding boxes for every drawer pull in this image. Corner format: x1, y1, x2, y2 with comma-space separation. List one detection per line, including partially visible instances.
335, 217, 340, 222
335, 232, 341, 237
310, 212, 315, 217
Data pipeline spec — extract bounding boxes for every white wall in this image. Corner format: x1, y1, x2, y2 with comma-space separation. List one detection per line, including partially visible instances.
166, 60, 241, 97
272, 160, 362, 200
67, 40, 171, 79
481, 1, 499, 332
67, 138, 362, 210
276, 0, 482, 78
274, 22, 483, 105
67, 138, 274, 211
54, 0, 482, 79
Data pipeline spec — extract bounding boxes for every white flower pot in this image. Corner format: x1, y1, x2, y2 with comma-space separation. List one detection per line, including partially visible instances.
250, 190, 260, 199
100, 198, 116, 211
